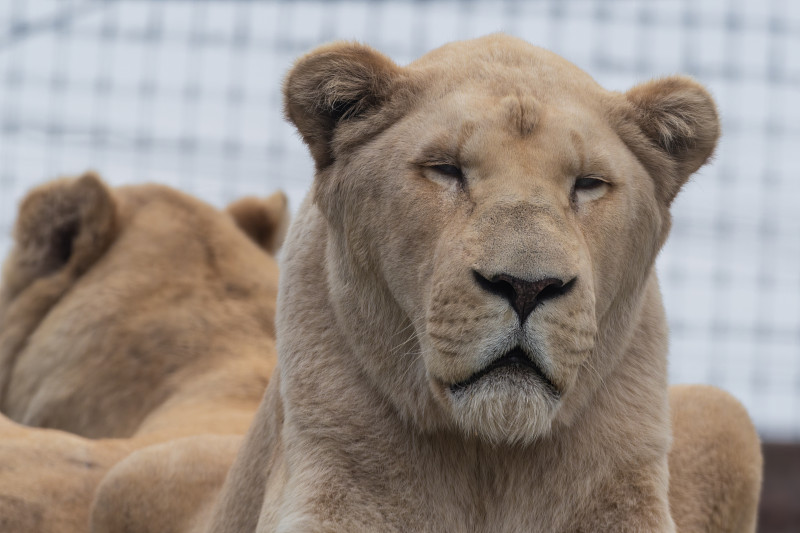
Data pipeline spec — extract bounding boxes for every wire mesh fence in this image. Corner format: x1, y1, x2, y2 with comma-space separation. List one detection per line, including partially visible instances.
0, 0, 798, 440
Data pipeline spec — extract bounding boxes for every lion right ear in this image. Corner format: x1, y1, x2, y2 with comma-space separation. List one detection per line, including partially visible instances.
624, 76, 720, 205
1, 172, 117, 302
283, 41, 405, 169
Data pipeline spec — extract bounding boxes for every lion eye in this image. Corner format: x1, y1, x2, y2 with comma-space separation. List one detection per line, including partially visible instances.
572, 176, 609, 204
431, 164, 464, 181
574, 177, 605, 190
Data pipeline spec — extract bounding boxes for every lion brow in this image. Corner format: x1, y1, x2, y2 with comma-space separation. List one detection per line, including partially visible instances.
501, 93, 539, 137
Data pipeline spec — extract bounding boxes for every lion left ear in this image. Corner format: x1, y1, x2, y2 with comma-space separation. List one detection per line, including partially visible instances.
625, 76, 720, 204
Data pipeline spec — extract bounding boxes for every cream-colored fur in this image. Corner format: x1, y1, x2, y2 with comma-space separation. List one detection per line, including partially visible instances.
0, 174, 287, 531
190, 35, 762, 533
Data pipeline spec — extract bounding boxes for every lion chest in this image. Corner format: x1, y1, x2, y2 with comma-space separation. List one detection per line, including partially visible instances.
267, 432, 611, 533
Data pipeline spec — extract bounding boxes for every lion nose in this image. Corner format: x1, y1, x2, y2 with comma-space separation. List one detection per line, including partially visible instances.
472, 270, 574, 323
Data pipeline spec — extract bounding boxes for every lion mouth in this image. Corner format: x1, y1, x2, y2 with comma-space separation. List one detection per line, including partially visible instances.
449, 347, 560, 398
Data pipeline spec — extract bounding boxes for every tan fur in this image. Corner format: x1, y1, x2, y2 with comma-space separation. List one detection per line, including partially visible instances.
0, 173, 288, 439
0, 414, 135, 533
185, 35, 763, 533
226, 193, 290, 256
90, 434, 242, 533
668, 385, 763, 533
0, 174, 287, 531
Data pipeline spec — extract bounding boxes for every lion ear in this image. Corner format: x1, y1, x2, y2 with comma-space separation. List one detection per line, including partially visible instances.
1, 172, 117, 301
226, 191, 290, 255
283, 41, 404, 169
625, 76, 720, 204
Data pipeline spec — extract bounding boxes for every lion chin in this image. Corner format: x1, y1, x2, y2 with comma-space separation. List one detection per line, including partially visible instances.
439, 346, 561, 445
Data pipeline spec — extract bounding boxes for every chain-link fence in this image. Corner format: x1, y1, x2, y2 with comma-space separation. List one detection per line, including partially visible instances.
1, 0, 798, 440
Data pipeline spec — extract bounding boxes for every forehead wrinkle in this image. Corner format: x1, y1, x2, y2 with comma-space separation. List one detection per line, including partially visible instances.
501, 92, 539, 138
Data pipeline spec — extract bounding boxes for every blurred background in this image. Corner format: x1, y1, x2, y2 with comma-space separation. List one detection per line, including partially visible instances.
0, 0, 797, 529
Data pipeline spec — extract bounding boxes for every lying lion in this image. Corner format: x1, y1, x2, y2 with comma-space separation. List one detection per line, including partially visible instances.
93, 35, 762, 533
0, 173, 287, 531
0, 172, 287, 441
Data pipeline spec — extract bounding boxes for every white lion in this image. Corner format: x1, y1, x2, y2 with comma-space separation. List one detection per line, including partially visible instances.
94, 34, 763, 533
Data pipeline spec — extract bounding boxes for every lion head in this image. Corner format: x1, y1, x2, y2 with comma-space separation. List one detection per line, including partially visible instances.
281, 34, 718, 445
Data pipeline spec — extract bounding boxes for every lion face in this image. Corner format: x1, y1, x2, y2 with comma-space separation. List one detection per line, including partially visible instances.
324, 88, 660, 444
403, 100, 617, 443
284, 35, 718, 444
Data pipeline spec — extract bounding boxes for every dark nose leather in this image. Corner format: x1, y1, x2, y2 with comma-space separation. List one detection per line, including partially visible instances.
473, 271, 574, 323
